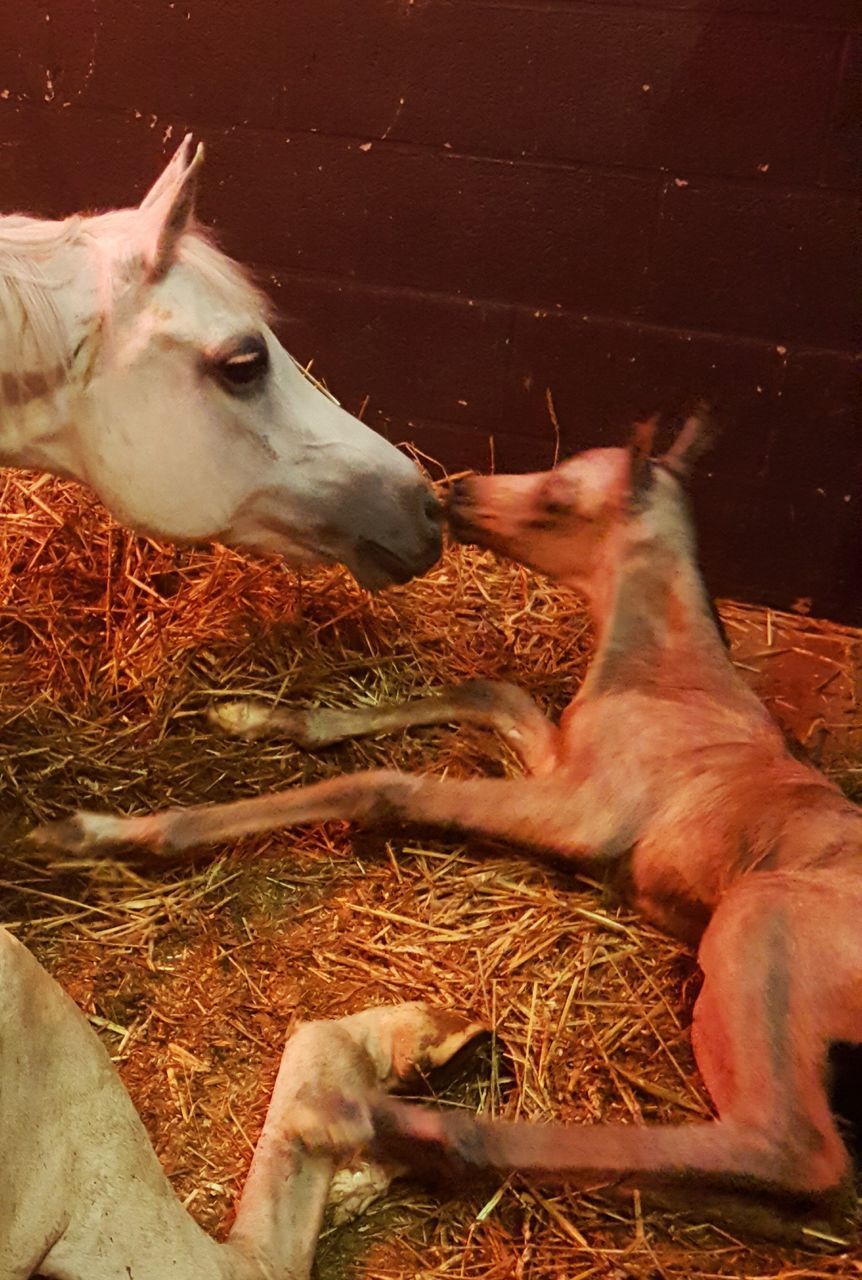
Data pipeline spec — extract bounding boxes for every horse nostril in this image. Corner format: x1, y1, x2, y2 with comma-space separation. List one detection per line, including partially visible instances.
423, 490, 443, 524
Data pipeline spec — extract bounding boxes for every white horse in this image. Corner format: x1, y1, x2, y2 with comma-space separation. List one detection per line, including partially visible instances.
0, 135, 441, 589
0, 925, 482, 1280
0, 136, 454, 1276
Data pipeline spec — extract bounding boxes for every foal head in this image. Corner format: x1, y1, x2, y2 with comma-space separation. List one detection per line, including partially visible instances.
2, 137, 441, 589
447, 410, 712, 597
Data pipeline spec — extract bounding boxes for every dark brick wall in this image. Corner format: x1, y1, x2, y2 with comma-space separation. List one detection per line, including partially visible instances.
1, 1, 859, 620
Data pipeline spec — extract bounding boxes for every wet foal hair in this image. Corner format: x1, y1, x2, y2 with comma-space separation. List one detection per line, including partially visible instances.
34, 409, 862, 1245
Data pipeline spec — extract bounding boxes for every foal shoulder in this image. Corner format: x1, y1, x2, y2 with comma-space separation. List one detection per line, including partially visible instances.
561, 682, 780, 764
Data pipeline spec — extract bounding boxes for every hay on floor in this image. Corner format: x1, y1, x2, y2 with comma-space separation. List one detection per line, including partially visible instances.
1, 468, 860, 1279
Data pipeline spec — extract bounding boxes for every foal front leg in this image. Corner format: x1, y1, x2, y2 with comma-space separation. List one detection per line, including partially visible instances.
33, 770, 641, 861
210, 679, 560, 776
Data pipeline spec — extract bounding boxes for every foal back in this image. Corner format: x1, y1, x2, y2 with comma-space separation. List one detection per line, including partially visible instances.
560, 679, 862, 940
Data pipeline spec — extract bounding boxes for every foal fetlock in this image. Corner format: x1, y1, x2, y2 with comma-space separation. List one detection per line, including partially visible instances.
31, 810, 176, 858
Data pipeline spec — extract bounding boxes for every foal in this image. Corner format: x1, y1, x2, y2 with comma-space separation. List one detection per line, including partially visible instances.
36, 412, 862, 1242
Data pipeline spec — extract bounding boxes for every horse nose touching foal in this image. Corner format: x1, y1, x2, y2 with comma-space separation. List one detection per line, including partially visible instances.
36, 409, 862, 1246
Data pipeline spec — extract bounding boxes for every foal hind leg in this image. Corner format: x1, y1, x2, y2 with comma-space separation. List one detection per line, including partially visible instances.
687, 872, 861, 1235
0, 921, 486, 1280
210, 679, 560, 776
369, 873, 862, 1244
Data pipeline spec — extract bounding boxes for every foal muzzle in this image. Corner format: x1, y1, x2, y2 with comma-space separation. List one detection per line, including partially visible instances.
446, 478, 483, 546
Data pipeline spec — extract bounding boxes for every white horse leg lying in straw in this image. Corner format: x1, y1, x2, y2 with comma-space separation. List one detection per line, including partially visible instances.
0, 135, 441, 589
0, 925, 482, 1280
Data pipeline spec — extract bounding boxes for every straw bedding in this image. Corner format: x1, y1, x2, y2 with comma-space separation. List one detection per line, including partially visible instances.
1, 466, 860, 1279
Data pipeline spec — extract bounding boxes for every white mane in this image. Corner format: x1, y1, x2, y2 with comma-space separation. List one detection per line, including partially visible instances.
0, 215, 83, 386
0, 212, 271, 406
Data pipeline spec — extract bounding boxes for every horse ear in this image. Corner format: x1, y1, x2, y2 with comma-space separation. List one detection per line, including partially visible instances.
138, 136, 205, 282
627, 414, 658, 504
662, 403, 714, 477
138, 134, 196, 211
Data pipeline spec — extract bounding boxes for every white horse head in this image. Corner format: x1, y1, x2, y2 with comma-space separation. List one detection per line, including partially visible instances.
0, 136, 441, 589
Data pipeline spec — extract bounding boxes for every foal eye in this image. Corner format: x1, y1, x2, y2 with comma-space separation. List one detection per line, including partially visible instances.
210, 335, 270, 393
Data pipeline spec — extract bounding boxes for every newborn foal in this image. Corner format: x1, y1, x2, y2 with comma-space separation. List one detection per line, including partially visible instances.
36, 413, 862, 1243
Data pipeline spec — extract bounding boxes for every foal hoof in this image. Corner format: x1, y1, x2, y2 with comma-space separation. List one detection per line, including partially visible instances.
399, 1005, 489, 1083
29, 811, 170, 857
208, 699, 275, 739
344, 1002, 489, 1091
327, 1160, 396, 1225
30, 813, 95, 854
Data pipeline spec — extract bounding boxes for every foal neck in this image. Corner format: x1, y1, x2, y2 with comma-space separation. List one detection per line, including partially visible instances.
581, 478, 737, 700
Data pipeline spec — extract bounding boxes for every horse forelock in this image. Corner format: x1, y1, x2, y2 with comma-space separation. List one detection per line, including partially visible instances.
0, 211, 273, 415
175, 229, 273, 323
74, 211, 271, 319
0, 215, 82, 407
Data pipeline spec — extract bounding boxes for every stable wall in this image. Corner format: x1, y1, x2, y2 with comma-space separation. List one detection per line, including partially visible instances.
1, 1, 859, 619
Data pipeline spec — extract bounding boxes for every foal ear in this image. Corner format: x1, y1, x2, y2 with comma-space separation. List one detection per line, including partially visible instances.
627, 414, 658, 504
662, 403, 714, 477
138, 135, 205, 282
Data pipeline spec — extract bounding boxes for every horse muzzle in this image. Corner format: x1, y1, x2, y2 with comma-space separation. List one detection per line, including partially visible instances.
352, 533, 438, 589
349, 487, 443, 589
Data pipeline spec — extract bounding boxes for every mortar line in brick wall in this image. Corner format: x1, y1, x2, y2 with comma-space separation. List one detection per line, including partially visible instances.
14, 99, 858, 199
437, 0, 861, 36
448, 0, 855, 31
276, 132, 861, 199
819, 31, 859, 185
265, 264, 861, 363
230, 130, 862, 199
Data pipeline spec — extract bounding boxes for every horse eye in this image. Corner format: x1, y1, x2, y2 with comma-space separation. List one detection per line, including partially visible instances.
211, 336, 270, 392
